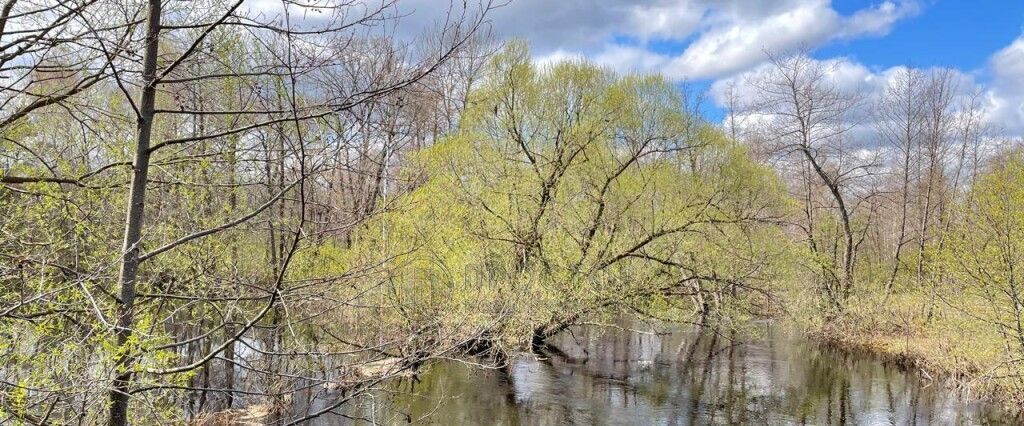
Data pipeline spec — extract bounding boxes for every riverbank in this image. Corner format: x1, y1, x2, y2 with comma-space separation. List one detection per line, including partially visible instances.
797, 290, 1024, 416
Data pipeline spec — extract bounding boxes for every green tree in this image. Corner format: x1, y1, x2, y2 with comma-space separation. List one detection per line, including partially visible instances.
346, 43, 793, 351
944, 151, 1024, 363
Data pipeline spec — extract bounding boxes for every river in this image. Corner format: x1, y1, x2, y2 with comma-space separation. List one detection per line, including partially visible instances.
297, 321, 1013, 425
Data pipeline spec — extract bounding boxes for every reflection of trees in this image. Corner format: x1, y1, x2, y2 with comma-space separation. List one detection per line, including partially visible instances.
532, 324, 999, 425
334, 323, 1004, 424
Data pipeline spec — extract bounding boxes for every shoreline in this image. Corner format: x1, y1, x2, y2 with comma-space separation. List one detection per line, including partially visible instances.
804, 323, 1023, 417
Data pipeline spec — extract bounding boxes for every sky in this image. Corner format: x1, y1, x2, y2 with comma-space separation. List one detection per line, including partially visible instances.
397, 0, 1024, 134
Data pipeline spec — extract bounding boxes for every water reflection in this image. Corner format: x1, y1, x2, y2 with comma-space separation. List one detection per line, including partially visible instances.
314, 323, 1012, 425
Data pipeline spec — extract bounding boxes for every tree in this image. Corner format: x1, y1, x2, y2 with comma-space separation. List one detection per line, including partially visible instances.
749, 53, 870, 309
875, 68, 927, 293
346, 43, 791, 354
0, 0, 494, 423
943, 150, 1024, 382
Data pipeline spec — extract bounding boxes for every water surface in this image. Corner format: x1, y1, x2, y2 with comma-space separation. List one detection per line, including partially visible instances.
310, 322, 1012, 425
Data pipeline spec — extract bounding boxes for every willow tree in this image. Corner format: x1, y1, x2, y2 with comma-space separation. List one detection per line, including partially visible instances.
345, 43, 792, 353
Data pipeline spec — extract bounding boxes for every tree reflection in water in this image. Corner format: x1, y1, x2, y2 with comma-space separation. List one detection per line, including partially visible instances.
303, 322, 1012, 425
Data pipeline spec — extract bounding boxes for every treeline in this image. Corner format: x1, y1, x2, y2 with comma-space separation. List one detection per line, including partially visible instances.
1, 1, 1022, 423
730, 54, 1024, 404
0, 0, 793, 418
0, 0, 499, 424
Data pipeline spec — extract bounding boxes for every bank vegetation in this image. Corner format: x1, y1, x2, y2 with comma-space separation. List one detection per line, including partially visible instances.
0, 1, 1023, 423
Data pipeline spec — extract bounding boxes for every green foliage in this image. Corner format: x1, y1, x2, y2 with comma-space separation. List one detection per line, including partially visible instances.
797, 152, 1024, 408
943, 153, 1024, 353
342, 43, 794, 347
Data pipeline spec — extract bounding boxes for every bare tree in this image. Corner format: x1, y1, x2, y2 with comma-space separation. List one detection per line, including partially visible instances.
721, 80, 749, 144
750, 52, 869, 308
875, 68, 927, 293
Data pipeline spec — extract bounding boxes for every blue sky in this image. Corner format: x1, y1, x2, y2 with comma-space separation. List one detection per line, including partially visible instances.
398, 0, 1024, 133
820, 1, 1024, 73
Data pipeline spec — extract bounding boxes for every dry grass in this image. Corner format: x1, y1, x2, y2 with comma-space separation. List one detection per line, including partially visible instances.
797, 288, 1024, 412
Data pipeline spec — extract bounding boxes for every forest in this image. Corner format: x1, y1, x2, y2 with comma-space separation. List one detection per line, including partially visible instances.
1, 0, 1023, 424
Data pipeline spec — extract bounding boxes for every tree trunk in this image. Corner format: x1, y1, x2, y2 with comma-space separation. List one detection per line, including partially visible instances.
108, 0, 161, 424
800, 147, 856, 302
885, 149, 912, 294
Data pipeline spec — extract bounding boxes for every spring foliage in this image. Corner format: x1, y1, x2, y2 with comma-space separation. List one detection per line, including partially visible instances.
341, 43, 793, 348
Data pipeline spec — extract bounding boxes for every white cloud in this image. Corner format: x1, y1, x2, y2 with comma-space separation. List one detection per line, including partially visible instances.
625, 1, 705, 41
838, 0, 921, 39
591, 45, 672, 75
705, 36, 1024, 142
987, 35, 1024, 133
992, 36, 1024, 81
392, 0, 650, 51
662, 0, 839, 79
387, 0, 921, 80
660, 0, 921, 79
330, 1, 1021, 135
708, 56, 888, 109
441, 0, 921, 80
534, 49, 587, 68
708, 57, 884, 150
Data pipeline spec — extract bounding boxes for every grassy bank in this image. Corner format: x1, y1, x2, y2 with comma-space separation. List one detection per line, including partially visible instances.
791, 288, 1024, 412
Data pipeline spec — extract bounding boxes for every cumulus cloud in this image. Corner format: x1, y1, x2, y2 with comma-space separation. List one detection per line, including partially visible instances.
380, 0, 921, 80
661, 0, 920, 79
838, 0, 922, 39
707, 56, 903, 150
662, 1, 839, 79
388, 0, 652, 51
708, 56, 887, 108
418, 0, 921, 80
590, 45, 672, 75
534, 49, 587, 68
706, 34, 1024, 143
987, 35, 1024, 133
624, 1, 706, 41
